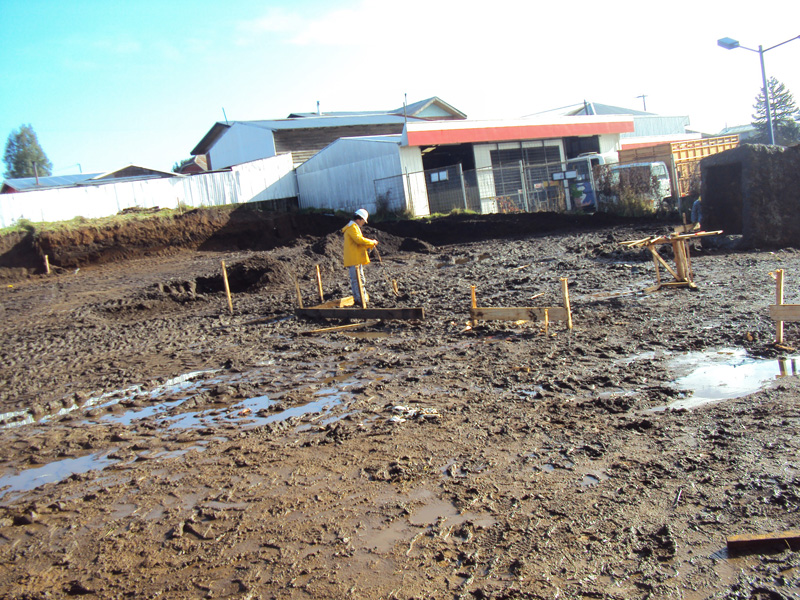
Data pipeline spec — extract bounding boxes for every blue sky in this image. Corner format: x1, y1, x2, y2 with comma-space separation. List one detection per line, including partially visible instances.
1, 0, 798, 176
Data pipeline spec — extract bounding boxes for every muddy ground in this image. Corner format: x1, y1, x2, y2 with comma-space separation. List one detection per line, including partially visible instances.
0, 209, 799, 599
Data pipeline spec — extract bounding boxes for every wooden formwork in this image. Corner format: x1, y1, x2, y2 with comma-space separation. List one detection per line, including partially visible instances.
770, 269, 800, 347
620, 230, 721, 292
469, 278, 573, 332
294, 264, 424, 322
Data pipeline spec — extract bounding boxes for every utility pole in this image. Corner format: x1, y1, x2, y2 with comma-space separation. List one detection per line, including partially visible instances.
636, 94, 648, 111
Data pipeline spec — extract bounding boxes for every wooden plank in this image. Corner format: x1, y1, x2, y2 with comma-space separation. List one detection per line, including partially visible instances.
620, 236, 656, 247
727, 530, 800, 556
770, 304, 800, 322
296, 307, 425, 320
648, 247, 681, 281
310, 297, 355, 309
302, 320, 380, 335
671, 241, 686, 281
669, 230, 724, 241
470, 307, 568, 322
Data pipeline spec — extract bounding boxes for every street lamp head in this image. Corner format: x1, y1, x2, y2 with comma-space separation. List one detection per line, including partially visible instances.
717, 37, 740, 50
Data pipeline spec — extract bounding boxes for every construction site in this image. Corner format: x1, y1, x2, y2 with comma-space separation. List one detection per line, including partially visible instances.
0, 207, 799, 599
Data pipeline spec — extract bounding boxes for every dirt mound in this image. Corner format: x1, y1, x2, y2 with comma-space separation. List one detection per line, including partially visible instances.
0, 209, 667, 284
195, 254, 294, 294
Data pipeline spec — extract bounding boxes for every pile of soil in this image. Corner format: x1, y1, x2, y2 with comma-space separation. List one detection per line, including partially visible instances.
0, 210, 798, 599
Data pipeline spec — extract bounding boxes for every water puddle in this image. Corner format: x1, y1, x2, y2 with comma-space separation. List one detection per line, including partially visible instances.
0, 451, 118, 502
660, 349, 799, 411
580, 471, 608, 487
0, 370, 217, 430
161, 387, 348, 430
0, 358, 366, 500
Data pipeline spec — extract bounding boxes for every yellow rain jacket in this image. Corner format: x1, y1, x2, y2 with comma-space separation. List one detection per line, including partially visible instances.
342, 221, 376, 267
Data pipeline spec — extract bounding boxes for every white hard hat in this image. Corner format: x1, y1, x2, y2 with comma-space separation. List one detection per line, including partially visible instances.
355, 209, 369, 222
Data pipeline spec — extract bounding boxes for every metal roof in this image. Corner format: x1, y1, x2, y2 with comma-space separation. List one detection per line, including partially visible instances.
192, 97, 467, 156
526, 102, 653, 118
246, 115, 421, 130
1, 173, 102, 193
403, 116, 635, 147
286, 96, 467, 120
191, 115, 424, 156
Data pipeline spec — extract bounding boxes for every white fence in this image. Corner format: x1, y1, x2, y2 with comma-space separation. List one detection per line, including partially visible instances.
0, 154, 298, 228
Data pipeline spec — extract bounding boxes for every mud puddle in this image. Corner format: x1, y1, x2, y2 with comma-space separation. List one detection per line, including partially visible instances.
639, 348, 800, 411
0, 452, 118, 503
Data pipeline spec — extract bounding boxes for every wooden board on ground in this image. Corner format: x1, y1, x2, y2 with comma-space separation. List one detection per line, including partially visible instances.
470, 307, 568, 322
727, 530, 800, 556
296, 307, 424, 320
302, 320, 380, 335
770, 304, 800, 322
310, 296, 355, 309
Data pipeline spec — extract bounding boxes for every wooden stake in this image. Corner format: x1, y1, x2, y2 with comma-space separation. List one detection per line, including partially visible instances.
294, 276, 304, 309
652, 250, 661, 287
776, 269, 785, 345
471, 285, 477, 327
683, 241, 694, 281
392, 280, 399, 295
221, 260, 233, 315
560, 277, 573, 330
315, 265, 324, 304
44, 254, 50, 275
671, 240, 686, 281
543, 308, 549, 336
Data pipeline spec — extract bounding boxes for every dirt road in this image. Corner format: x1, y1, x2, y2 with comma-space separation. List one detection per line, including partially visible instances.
0, 211, 798, 599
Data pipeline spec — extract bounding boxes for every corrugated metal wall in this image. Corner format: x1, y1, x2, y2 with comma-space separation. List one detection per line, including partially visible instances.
296, 139, 403, 215
0, 154, 297, 228
209, 123, 277, 170
622, 116, 691, 138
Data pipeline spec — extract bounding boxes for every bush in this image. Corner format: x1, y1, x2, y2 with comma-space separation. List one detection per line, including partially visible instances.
594, 164, 660, 217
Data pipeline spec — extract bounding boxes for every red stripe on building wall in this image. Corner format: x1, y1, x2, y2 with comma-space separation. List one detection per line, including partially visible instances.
406, 121, 635, 146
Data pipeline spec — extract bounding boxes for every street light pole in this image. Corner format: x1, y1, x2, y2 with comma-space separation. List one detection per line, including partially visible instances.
757, 45, 774, 145
717, 34, 800, 146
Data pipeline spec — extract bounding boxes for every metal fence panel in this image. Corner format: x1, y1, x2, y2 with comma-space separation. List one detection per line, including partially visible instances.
380, 160, 576, 217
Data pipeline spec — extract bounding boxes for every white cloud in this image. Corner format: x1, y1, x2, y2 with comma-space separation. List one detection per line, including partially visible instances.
92, 38, 142, 54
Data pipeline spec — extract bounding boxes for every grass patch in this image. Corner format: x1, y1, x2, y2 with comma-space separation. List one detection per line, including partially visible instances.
0, 205, 241, 238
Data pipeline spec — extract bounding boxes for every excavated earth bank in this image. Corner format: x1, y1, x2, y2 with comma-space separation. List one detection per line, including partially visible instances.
0, 209, 799, 599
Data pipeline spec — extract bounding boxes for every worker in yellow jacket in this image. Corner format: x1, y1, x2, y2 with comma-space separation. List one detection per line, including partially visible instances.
342, 209, 379, 305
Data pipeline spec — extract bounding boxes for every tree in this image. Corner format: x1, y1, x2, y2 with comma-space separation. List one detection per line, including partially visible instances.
3, 124, 53, 179
750, 77, 800, 146
172, 157, 194, 173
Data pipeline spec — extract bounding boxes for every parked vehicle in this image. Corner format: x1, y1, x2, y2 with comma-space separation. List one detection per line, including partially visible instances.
617, 135, 739, 207
596, 161, 673, 212
564, 152, 618, 211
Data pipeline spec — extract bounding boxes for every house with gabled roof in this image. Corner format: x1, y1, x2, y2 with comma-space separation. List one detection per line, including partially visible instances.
190, 96, 467, 171
297, 114, 635, 216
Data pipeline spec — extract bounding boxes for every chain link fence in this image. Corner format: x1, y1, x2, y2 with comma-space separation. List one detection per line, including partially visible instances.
374, 159, 595, 217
